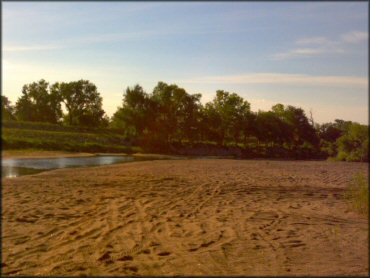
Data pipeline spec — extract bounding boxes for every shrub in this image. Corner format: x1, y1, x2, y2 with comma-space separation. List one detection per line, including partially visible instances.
336, 123, 368, 162
345, 172, 369, 216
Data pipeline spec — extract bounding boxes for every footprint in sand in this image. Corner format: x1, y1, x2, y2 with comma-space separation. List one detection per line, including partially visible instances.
158, 251, 171, 256
118, 255, 133, 261
122, 266, 138, 273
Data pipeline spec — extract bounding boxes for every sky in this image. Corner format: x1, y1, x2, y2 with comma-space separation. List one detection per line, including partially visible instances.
2, 2, 368, 124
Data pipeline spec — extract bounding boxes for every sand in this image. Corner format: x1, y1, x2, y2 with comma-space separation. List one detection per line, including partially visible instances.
2, 159, 368, 276
1, 150, 94, 159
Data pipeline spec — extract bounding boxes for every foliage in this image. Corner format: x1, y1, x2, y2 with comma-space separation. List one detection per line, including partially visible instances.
51, 80, 107, 127
3, 79, 368, 160
14, 80, 62, 123
336, 123, 369, 162
203, 90, 251, 145
111, 84, 152, 137
345, 172, 369, 215
317, 119, 353, 158
1, 96, 15, 121
2, 124, 137, 153
111, 82, 203, 145
272, 104, 319, 146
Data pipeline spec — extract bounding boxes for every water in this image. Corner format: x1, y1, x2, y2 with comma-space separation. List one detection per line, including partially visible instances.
2, 155, 153, 178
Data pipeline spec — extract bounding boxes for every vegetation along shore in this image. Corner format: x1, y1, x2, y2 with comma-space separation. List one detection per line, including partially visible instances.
2, 80, 368, 161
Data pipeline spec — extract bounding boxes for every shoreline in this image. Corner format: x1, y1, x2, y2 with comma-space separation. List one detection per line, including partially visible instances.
1, 149, 235, 161
1, 150, 96, 159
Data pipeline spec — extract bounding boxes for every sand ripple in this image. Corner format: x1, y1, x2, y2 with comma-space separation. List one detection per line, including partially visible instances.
2, 159, 368, 276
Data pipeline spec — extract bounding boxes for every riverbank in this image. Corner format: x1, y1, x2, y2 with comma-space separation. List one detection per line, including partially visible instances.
3, 120, 328, 160
1, 150, 188, 160
2, 159, 368, 276
1, 150, 95, 159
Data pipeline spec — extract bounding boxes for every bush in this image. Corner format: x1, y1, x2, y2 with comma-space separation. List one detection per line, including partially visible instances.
345, 172, 369, 216
336, 123, 368, 162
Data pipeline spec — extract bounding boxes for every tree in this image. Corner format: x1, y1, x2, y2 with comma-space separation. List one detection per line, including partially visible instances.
1, 96, 15, 121
200, 102, 223, 144
317, 119, 353, 157
271, 104, 318, 147
255, 111, 288, 146
150, 82, 201, 143
318, 122, 343, 143
15, 80, 62, 123
336, 123, 368, 162
111, 84, 152, 137
179, 93, 202, 143
204, 90, 251, 145
241, 111, 257, 145
52, 80, 106, 127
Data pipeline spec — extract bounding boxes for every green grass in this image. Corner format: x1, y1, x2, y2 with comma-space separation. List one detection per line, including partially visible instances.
2, 120, 124, 134
345, 172, 369, 216
2, 121, 141, 154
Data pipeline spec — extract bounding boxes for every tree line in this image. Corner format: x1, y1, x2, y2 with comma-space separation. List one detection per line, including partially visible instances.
2, 79, 108, 127
2, 79, 368, 161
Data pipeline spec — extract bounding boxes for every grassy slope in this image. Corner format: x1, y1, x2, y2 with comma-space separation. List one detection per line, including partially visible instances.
2, 120, 141, 153
1, 120, 326, 159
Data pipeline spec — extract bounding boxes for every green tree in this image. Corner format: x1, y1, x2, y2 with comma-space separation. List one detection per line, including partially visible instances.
337, 123, 368, 162
255, 111, 287, 146
111, 84, 152, 137
271, 104, 318, 147
200, 103, 223, 144
317, 119, 353, 157
318, 122, 343, 143
15, 80, 62, 123
241, 111, 257, 145
176, 93, 202, 143
150, 82, 202, 143
52, 80, 106, 127
204, 90, 251, 145
1, 96, 15, 121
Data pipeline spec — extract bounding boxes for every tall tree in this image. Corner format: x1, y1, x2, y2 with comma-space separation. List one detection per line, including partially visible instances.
178, 93, 202, 143
255, 111, 287, 146
204, 90, 251, 145
52, 80, 106, 127
318, 122, 343, 143
336, 123, 368, 162
111, 84, 152, 137
1, 96, 15, 121
15, 80, 62, 123
271, 104, 318, 146
150, 82, 201, 143
201, 103, 223, 144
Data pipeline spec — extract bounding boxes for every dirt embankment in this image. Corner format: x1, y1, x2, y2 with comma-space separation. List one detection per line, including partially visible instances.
2, 160, 368, 276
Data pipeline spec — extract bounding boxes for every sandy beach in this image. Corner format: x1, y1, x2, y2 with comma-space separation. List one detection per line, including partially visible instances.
1, 150, 95, 159
2, 159, 368, 276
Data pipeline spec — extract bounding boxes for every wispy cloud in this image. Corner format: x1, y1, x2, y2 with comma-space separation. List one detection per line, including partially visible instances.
3, 31, 161, 52
272, 48, 328, 60
341, 30, 368, 43
3, 44, 63, 52
4, 27, 233, 52
273, 30, 365, 60
180, 73, 367, 88
295, 36, 334, 45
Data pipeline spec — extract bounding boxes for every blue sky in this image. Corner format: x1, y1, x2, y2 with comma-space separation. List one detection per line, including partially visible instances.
2, 2, 368, 124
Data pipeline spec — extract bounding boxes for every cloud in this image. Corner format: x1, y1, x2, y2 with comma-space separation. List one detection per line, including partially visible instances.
341, 31, 368, 43
3, 27, 230, 52
3, 32, 157, 52
180, 73, 367, 88
273, 30, 365, 60
3, 44, 63, 52
295, 36, 334, 45
272, 48, 327, 60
